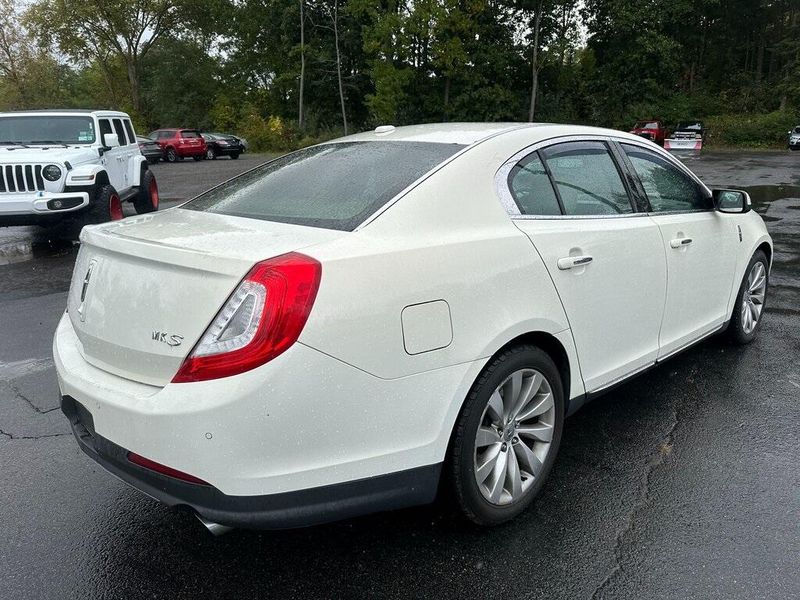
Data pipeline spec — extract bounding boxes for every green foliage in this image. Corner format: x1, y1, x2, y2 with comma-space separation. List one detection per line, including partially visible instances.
0, 0, 798, 151
705, 111, 799, 148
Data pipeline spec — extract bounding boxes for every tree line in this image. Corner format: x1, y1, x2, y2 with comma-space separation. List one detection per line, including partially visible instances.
1, 0, 798, 150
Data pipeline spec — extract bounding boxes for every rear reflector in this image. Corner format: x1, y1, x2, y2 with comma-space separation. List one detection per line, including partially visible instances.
171, 252, 321, 383
127, 452, 209, 485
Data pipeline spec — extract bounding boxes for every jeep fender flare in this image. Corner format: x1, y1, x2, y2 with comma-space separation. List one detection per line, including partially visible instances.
131, 155, 148, 186
65, 165, 108, 188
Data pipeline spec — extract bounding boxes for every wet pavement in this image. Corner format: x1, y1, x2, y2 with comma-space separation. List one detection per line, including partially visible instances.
1, 151, 798, 599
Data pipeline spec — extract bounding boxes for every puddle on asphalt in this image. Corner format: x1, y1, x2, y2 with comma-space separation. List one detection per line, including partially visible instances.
0, 232, 76, 266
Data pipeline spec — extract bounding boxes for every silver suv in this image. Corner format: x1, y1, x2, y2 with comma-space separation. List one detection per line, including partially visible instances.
789, 126, 800, 151
0, 109, 159, 234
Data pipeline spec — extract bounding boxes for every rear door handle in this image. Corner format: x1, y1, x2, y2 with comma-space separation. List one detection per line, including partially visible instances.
557, 255, 593, 270
669, 238, 693, 248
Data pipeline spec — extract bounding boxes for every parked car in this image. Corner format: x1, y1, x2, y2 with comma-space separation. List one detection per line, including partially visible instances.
788, 126, 800, 151
137, 135, 163, 164
201, 133, 243, 160
149, 128, 207, 162
665, 120, 707, 152
629, 120, 668, 145
55, 123, 772, 534
0, 109, 159, 234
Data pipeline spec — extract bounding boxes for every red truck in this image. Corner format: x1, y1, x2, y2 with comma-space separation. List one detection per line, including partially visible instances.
629, 120, 668, 146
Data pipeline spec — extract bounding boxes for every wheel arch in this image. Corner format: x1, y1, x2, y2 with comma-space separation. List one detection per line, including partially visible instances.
756, 240, 772, 270
489, 331, 572, 410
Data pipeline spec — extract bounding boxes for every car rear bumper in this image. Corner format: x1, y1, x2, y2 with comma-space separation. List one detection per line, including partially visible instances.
61, 394, 441, 529
665, 138, 703, 152
0, 190, 90, 219
176, 146, 205, 157
53, 312, 479, 522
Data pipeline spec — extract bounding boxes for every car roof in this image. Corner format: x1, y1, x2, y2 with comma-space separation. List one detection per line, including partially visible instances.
327, 122, 654, 147
0, 109, 130, 118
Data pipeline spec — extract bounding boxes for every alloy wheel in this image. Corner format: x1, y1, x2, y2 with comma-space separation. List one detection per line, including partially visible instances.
473, 368, 556, 506
742, 261, 766, 334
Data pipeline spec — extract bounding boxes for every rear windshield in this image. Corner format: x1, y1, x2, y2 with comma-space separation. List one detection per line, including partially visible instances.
676, 121, 703, 130
635, 121, 659, 129
183, 141, 465, 231
181, 130, 201, 138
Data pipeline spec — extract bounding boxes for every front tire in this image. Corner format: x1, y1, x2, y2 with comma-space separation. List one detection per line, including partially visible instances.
133, 170, 159, 214
728, 250, 769, 344
85, 183, 123, 224
193, 155, 203, 161
230, 152, 240, 160
449, 345, 564, 526
206, 147, 216, 160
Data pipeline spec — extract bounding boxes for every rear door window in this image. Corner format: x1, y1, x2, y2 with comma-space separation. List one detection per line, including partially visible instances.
184, 141, 464, 231
541, 142, 633, 215
112, 119, 127, 145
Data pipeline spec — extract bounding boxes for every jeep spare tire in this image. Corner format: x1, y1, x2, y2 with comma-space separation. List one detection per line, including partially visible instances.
134, 170, 159, 214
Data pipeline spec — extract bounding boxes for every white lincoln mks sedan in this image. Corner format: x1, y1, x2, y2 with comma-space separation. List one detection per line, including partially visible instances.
54, 123, 772, 533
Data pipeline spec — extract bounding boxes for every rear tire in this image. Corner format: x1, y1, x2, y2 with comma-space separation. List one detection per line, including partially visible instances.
165, 148, 178, 163
728, 250, 769, 345
449, 345, 564, 526
133, 170, 159, 214
193, 155, 203, 161
206, 147, 216, 160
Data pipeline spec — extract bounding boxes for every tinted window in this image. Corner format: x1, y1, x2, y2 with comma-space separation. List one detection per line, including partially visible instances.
123, 120, 136, 144
0, 115, 96, 144
622, 144, 712, 212
99, 119, 113, 144
541, 142, 633, 215
508, 152, 561, 215
112, 119, 127, 145
184, 142, 464, 231
181, 130, 200, 138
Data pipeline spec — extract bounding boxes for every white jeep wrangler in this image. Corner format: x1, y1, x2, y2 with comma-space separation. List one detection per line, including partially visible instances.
0, 109, 159, 235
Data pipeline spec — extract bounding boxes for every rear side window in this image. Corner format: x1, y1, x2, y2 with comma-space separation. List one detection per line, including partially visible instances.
112, 119, 127, 145
184, 141, 464, 231
541, 142, 633, 216
508, 153, 561, 216
123, 120, 136, 144
622, 144, 712, 212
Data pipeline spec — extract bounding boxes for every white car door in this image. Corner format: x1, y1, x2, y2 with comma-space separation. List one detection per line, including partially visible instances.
503, 139, 667, 393
98, 118, 125, 191
619, 142, 738, 357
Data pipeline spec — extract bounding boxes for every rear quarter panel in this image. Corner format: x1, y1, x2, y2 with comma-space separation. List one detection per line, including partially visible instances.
300, 131, 576, 386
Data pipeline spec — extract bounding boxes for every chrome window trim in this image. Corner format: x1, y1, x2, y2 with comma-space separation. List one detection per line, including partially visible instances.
495, 134, 714, 219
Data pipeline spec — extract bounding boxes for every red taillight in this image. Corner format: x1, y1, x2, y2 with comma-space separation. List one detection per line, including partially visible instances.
127, 452, 209, 485
171, 252, 321, 383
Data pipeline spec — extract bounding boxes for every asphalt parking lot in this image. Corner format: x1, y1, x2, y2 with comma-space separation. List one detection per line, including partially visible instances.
1, 151, 798, 599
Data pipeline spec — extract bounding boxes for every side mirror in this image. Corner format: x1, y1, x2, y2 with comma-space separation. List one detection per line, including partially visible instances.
713, 189, 751, 214
103, 133, 120, 148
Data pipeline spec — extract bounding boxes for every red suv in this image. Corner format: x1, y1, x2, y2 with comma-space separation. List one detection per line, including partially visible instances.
629, 120, 668, 146
149, 128, 207, 162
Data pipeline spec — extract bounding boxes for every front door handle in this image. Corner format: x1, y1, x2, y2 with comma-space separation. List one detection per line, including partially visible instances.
557, 255, 593, 270
670, 237, 693, 249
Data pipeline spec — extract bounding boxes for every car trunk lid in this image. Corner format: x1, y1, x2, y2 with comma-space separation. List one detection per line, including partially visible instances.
67, 209, 344, 386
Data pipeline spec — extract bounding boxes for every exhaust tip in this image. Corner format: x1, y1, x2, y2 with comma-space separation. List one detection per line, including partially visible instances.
195, 514, 234, 536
